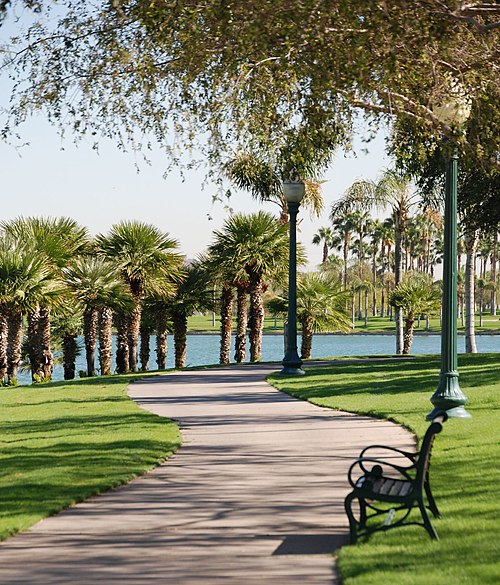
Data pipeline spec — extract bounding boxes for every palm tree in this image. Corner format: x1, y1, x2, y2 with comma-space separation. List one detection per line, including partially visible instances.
209, 212, 291, 362
330, 211, 358, 290
166, 261, 215, 369
367, 219, 385, 316
95, 221, 183, 373
51, 309, 83, 380
62, 256, 132, 377
223, 131, 334, 222
390, 273, 441, 355
312, 226, 335, 264
1, 216, 89, 380
268, 272, 351, 359
0, 236, 63, 383
331, 171, 421, 353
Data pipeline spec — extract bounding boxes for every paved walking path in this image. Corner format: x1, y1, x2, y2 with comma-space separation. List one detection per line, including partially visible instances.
0, 362, 414, 584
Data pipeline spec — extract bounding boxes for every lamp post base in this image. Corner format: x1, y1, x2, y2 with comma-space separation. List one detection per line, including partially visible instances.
426, 372, 471, 420
280, 365, 306, 376
426, 404, 471, 421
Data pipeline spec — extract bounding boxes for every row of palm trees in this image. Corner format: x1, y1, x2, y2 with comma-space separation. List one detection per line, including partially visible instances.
0, 217, 185, 384
0, 212, 354, 385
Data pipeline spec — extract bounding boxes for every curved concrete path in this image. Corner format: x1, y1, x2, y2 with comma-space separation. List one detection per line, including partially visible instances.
0, 363, 414, 584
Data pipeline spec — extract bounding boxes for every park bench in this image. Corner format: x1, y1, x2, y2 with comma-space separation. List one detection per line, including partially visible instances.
344, 414, 447, 543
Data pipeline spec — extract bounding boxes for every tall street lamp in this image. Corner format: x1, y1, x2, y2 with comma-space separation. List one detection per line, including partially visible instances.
281, 180, 305, 376
427, 83, 472, 420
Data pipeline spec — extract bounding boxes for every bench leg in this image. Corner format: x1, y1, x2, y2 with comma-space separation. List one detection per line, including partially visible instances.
418, 499, 439, 540
424, 481, 440, 518
344, 492, 359, 544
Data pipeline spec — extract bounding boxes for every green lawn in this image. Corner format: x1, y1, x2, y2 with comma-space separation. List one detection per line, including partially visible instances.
0, 373, 180, 541
187, 313, 500, 334
269, 353, 500, 585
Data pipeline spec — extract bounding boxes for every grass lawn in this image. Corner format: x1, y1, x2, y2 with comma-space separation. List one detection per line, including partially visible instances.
0, 373, 180, 541
187, 313, 500, 334
269, 353, 500, 585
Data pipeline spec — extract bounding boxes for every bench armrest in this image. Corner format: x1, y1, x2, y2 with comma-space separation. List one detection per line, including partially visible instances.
347, 456, 414, 489
359, 444, 417, 462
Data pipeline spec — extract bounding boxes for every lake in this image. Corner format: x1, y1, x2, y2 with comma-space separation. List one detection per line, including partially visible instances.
16, 333, 499, 385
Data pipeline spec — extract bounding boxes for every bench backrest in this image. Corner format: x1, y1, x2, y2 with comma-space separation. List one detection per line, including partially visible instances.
414, 415, 446, 489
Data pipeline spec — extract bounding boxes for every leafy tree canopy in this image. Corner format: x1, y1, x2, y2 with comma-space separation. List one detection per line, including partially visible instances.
1, 1, 499, 174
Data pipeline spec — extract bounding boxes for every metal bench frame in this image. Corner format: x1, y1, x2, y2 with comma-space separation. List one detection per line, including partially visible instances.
344, 414, 446, 543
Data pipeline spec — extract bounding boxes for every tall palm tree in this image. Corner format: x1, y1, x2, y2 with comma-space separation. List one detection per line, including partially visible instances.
204, 247, 250, 364
367, 219, 385, 316
312, 226, 335, 264
62, 256, 132, 377
1, 216, 89, 380
224, 152, 325, 223
390, 273, 441, 354
331, 171, 421, 353
209, 212, 291, 362
166, 261, 215, 369
95, 221, 184, 373
330, 211, 358, 290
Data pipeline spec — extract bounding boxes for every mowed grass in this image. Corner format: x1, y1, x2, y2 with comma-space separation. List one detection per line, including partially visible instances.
269, 353, 500, 585
187, 313, 500, 333
0, 373, 180, 541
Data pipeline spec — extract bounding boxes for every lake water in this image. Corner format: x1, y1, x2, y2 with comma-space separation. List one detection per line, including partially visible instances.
16, 333, 499, 385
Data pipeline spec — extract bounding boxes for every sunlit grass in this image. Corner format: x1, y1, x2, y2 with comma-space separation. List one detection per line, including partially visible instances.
187, 313, 500, 333
0, 372, 180, 541
269, 353, 500, 585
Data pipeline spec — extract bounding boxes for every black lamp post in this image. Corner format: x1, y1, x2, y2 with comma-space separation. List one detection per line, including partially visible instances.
281, 180, 305, 376
427, 86, 472, 420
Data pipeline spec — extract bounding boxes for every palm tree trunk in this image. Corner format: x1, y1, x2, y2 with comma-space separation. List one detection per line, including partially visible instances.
300, 318, 313, 359
99, 306, 113, 376
115, 312, 130, 373
343, 234, 350, 290
27, 305, 43, 381
155, 311, 169, 370
491, 231, 497, 316
403, 314, 415, 355
172, 311, 188, 369
249, 274, 265, 362
128, 302, 142, 372
83, 307, 98, 377
62, 333, 78, 380
394, 224, 404, 354
322, 241, 328, 264
140, 323, 151, 371
465, 230, 478, 353
234, 284, 248, 363
219, 284, 233, 365
364, 289, 368, 327
39, 306, 53, 381
7, 311, 23, 382
0, 313, 8, 383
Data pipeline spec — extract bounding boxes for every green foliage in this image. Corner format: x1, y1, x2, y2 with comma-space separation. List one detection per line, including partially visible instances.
269, 353, 500, 584
390, 273, 441, 318
0, 373, 180, 540
94, 220, 184, 298
3, 2, 497, 174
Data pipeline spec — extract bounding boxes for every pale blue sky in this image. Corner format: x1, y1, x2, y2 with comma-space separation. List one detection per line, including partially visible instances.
0, 114, 391, 267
